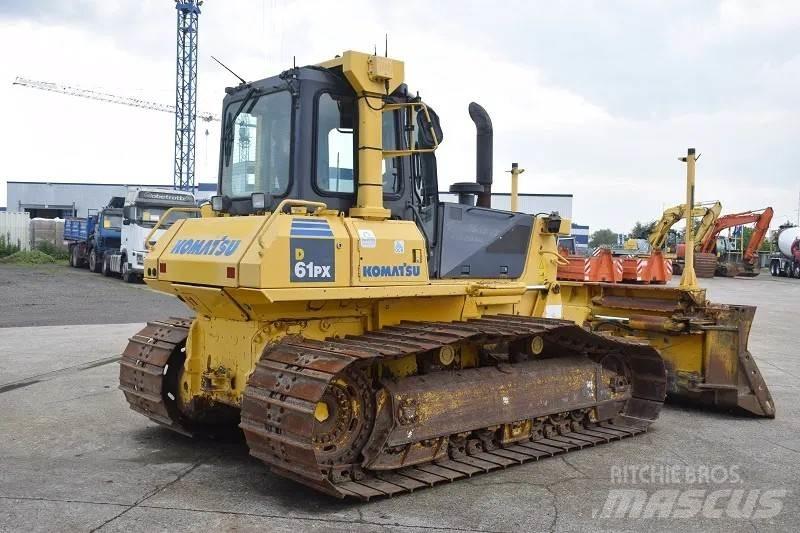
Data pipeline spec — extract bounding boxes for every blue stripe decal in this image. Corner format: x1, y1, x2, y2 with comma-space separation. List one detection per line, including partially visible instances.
292, 222, 331, 229
291, 218, 333, 238
293, 227, 333, 234
292, 229, 333, 237
292, 219, 330, 225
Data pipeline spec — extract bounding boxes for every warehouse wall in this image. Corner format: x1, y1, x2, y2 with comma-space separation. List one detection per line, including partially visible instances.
6, 181, 217, 218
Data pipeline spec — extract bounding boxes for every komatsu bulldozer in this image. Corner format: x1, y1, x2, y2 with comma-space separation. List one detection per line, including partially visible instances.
120, 51, 773, 500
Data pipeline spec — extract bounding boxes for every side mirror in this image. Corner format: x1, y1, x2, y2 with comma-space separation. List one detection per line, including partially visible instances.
416, 106, 443, 149
122, 219, 130, 226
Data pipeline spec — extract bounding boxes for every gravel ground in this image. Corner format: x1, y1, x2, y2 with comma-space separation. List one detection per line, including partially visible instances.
0, 264, 188, 327
1, 269, 799, 532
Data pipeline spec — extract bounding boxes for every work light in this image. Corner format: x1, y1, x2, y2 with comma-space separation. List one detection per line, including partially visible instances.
251, 192, 266, 210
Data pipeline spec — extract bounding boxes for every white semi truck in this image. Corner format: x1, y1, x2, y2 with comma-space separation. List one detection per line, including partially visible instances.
103, 188, 197, 282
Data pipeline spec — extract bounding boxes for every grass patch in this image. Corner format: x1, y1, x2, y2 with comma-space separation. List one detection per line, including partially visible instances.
0, 235, 22, 258
35, 241, 70, 261
0, 250, 62, 265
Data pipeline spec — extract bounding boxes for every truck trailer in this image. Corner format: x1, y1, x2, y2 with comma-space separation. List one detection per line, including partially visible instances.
64, 203, 122, 272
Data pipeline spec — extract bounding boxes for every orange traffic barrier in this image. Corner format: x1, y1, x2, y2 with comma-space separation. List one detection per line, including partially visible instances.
557, 248, 623, 282
620, 250, 673, 284
558, 249, 672, 284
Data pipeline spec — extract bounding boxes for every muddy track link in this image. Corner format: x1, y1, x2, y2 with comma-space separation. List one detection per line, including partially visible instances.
119, 317, 193, 436
240, 315, 667, 500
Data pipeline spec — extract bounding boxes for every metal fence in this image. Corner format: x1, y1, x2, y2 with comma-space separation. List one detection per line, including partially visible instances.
0, 212, 31, 251
30, 218, 66, 250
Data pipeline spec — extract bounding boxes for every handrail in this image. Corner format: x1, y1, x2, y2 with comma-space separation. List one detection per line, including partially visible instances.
256, 199, 329, 253
540, 249, 571, 266
143, 207, 202, 251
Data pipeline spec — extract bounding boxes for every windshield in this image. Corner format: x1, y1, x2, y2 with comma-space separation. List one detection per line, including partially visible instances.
221, 91, 292, 198
132, 206, 196, 228
103, 214, 122, 230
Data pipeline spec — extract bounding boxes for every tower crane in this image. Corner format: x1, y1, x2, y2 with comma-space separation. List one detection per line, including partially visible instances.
13, 0, 207, 192
173, 0, 203, 191
12, 76, 220, 123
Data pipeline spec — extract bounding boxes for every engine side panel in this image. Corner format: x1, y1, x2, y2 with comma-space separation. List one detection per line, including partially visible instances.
433, 202, 533, 279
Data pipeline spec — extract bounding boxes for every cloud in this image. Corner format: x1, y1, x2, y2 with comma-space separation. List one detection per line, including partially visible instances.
0, 1, 798, 233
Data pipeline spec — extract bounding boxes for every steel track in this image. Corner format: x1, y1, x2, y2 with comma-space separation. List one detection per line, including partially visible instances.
120, 315, 667, 500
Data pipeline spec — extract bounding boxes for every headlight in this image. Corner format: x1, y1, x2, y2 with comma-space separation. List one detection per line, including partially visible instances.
544, 213, 563, 234
211, 195, 224, 212
251, 192, 266, 210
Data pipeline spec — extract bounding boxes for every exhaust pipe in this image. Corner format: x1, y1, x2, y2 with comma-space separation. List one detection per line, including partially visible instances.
468, 102, 493, 208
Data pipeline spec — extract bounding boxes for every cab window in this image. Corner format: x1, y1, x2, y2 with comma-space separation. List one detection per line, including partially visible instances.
316, 93, 355, 193
221, 91, 292, 197
382, 110, 402, 195
315, 93, 402, 195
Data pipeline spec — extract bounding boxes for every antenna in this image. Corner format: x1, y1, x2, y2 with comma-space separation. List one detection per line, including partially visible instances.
385, 34, 388, 57
211, 55, 246, 85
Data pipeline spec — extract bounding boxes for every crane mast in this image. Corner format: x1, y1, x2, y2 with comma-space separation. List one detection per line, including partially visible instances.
14, 1, 209, 192
174, 1, 202, 192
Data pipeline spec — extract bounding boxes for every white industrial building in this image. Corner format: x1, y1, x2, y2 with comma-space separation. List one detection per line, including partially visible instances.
4, 183, 587, 246
5, 181, 217, 218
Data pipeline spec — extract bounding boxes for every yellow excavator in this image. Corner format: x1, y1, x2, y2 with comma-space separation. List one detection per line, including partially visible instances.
120, 51, 773, 500
649, 201, 722, 249
648, 201, 722, 277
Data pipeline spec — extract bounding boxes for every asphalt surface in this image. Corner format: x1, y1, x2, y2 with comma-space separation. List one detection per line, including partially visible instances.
1, 266, 799, 532
0, 265, 188, 327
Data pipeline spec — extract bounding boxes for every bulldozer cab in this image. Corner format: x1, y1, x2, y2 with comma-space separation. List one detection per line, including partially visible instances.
216, 56, 544, 280
218, 67, 420, 218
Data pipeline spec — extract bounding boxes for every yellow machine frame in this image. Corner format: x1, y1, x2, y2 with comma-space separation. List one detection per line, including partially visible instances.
140, 51, 773, 422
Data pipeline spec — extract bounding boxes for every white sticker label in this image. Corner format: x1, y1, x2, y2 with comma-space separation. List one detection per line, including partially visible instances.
545, 304, 563, 319
358, 229, 376, 249
393, 240, 405, 254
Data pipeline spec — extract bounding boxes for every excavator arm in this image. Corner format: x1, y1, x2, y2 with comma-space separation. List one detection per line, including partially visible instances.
649, 206, 682, 249
694, 201, 723, 245
699, 207, 774, 264
648, 202, 721, 250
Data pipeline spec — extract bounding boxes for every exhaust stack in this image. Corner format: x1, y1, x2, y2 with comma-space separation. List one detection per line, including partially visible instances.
469, 102, 493, 208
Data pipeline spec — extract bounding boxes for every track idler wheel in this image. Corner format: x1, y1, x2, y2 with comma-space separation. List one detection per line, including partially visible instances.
312, 368, 375, 471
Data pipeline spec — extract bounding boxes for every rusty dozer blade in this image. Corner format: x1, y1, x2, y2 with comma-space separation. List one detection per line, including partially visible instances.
582, 283, 775, 418
689, 304, 774, 417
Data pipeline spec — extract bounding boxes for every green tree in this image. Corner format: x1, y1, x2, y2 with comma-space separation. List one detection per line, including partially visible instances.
630, 220, 657, 240
589, 228, 618, 248
741, 227, 773, 253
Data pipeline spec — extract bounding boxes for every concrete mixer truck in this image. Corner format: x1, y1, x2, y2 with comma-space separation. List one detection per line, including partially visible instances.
769, 225, 800, 277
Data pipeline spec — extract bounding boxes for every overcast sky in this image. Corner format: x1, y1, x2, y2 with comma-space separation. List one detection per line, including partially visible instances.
1, 0, 798, 232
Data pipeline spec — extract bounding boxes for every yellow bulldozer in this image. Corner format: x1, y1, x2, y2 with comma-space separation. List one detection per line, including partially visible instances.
120, 51, 774, 500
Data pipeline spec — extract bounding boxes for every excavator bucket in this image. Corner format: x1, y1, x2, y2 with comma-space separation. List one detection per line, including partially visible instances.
560, 283, 775, 418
